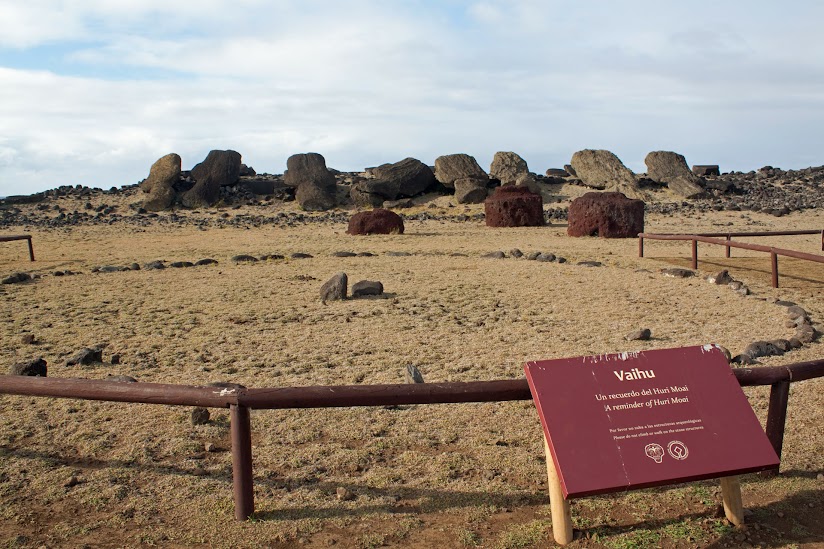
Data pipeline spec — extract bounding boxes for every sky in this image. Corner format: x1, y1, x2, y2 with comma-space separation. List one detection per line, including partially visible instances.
2, 1, 824, 197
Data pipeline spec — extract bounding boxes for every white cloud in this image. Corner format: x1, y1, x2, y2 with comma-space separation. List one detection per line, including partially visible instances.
2, 1, 824, 196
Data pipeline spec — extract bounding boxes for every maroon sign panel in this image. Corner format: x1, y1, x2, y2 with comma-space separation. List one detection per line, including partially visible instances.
525, 345, 779, 498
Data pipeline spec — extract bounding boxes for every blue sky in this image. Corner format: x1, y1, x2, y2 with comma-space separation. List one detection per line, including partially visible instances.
2, 1, 824, 196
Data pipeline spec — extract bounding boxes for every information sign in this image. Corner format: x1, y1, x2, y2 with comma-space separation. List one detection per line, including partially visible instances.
525, 345, 779, 498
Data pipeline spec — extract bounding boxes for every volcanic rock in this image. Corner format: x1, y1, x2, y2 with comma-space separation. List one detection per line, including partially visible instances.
454, 178, 488, 204
191, 407, 210, 425
370, 158, 436, 198
351, 280, 384, 297
284, 153, 337, 211
484, 186, 544, 227
320, 272, 348, 304
9, 357, 47, 376
140, 153, 181, 211
625, 328, 652, 341
181, 150, 242, 208
693, 165, 720, 177
489, 151, 529, 186
661, 268, 695, 278
567, 192, 644, 238
405, 364, 425, 384
645, 151, 705, 198
65, 347, 103, 366
347, 209, 404, 235
570, 149, 638, 190
434, 154, 488, 188
1, 272, 31, 284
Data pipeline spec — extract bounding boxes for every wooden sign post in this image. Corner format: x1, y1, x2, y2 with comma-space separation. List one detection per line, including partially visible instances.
525, 345, 779, 545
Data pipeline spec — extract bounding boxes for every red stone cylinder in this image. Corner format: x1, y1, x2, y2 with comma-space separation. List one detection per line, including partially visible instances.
484, 186, 544, 227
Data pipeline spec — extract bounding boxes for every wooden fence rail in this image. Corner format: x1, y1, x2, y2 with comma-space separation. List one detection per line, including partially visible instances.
638, 230, 824, 288
1, 358, 823, 520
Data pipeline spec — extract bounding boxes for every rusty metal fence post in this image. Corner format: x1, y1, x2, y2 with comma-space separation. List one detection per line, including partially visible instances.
691, 239, 698, 269
638, 235, 644, 258
770, 251, 779, 288
762, 380, 790, 477
230, 404, 255, 520
725, 234, 732, 258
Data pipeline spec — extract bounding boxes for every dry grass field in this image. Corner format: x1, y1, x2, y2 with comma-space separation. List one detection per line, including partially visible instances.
1, 194, 822, 548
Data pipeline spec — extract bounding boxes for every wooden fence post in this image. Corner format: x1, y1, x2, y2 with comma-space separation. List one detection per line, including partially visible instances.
691, 239, 698, 269
762, 380, 790, 477
544, 437, 573, 545
720, 476, 744, 526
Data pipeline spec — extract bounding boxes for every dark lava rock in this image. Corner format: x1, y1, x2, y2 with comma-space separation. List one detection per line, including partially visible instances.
625, 328, 652, 341
347, 208, 404, 235
371, 157, 436, 198
577, 261, 603, 267
386, 251, 412, 257
332, 251, 358, 257
9, 357, 47, 376
191, 407, 210, 425
144, 260, 166, 270
2, 272, 32, 284
537, 253, 556, 262
107, 375, 137, 383
260, 254, 285, 261
405, 364, 425, 384
484, 186, 544, 227
568, 192, 644, 238
351, 280, 383, 297
181, 150, 242, 208
291, 252, 313, 259
196, 258, 219, 266
320, 272, 348, 304
232, 255, 259, 262
482, 251, 506, 259
285, 153, 337, 211
170, 261, 194, 268
744, 340, 783, 359
661, 268, 695, 278
65, 347, 103, 366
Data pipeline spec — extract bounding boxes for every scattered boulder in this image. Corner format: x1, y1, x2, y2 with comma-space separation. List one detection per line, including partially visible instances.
191, 407, 210, 425
107, 375, 137, 383
405, 364, 425, 384
434, 154, 488, 188
693, 165, 720, 177
21, 334, 35, 345
347, 209, 404, 235
144, 260, 165, 270
320, 272, 348, 304
232, 255, 258, 263
170, 261, 194, 268
707, 270, 734, 284
537, 253, 556, 262
484, 186, 544, 227
291, 252, 313, 259
284, 153, 337, 211
569, 149, 638, 191
1, 272, 31, 284
645, 151, 705, 198
370, 158, 436, 198
181, 150, 242, 208
577, 261, 602, 267
9, 358, 47, 376
482, 251, 506, 259
196, 258, 219, 266
454, 178, 488, 204
567, 192, 644, 238
626, 328, 652, 341
65, 347, 103, 366
489, 151, 529, 186
140, 153, 181, 211
545, 168, 569, 177
350, 184, 386, 208
744, 341, 783, 359
661, 268, 695, 278
351, 280, 383, 297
